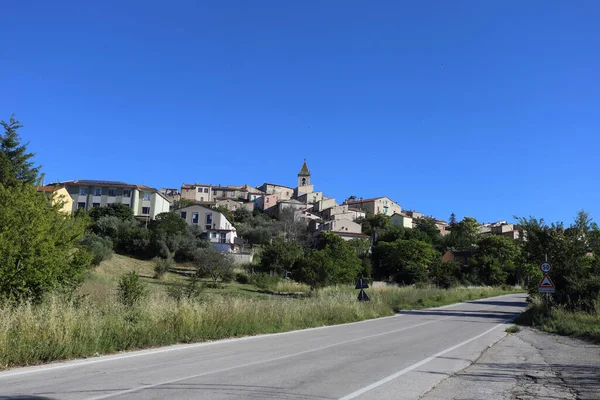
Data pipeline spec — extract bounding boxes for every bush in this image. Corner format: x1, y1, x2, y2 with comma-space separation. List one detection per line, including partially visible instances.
235, 273, 249, 284
249, 273, 281, 290
166, 275, 204, 302
153, 257, 172, 280
117, 271, 148, 307
80, 233, 113, 266
221, 270, 235, 283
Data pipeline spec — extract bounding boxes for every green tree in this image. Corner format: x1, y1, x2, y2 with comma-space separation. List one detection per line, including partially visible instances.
215, 206, 234, 223
259, 239, 304, 276
193, 246, 235, 287
89, 203, 134, 222
172, 198, 197, 210
412, 218, 444, 248
357, 214, 392, 236
469, 235, 521, 285
0, 115, 41, 186
293, 232, 362, 288
0, 184, 90, 301
372, 238, 439, 284
233, 207, 252, 224
517, 212, 600, 310
444, 217, 480, 252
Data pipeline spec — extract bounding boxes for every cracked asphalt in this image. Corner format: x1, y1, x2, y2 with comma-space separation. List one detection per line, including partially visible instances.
421, 327, 600, 400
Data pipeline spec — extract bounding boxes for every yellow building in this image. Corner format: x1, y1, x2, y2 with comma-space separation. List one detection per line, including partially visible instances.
38, 186, 73, 214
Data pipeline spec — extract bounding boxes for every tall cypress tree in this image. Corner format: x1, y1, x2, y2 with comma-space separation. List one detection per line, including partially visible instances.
0, 115, 42, 186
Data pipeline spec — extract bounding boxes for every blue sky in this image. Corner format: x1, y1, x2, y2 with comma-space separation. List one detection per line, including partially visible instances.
2, 1, 599, 224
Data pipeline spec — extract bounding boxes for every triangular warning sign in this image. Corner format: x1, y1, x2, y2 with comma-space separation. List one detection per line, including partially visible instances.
539, 274, 555, 288
357, 289, 370, 302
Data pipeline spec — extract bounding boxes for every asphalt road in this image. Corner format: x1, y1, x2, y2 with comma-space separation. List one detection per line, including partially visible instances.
0, 293, 527, 400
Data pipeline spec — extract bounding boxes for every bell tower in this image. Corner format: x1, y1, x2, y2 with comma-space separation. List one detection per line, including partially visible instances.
298, 159, 311, 187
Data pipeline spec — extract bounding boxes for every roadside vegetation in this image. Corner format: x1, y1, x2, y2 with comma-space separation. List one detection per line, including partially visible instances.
0, 269, 517, 368
514, 213, 600, 343
14, 114, 600, 369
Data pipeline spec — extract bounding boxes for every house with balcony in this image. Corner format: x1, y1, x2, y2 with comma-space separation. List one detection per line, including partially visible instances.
176, 204, 237, 251
52, 180, 170, 219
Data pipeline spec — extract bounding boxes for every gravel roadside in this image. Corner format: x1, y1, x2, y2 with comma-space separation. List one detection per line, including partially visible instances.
421, 327, 600, 400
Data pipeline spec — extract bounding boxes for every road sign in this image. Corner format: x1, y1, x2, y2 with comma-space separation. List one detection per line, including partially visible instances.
540, 262, 552, 273
355, 276, 369, 289
357, 289, 370, 302
538, 274, 555, 293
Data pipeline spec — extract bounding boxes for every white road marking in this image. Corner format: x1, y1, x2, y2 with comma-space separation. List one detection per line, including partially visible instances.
87, 302, 512, 400
0, 293, 518, 379
337, 316, 517, 400
86, 315, 459, 400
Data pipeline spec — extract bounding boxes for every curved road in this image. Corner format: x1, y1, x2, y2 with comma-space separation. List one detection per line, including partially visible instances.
0, 293, 527, 400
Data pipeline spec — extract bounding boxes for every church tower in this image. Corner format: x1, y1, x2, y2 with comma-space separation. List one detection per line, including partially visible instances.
298, 159, 311, 187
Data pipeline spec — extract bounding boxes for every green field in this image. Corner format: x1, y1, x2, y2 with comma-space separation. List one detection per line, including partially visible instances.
516, 297, 600, 343
0, 255, 523, 369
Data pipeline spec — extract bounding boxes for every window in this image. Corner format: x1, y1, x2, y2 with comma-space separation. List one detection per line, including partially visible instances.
301, 178, 306, 186
94, 188, 102, 196
229, 191, 234, 197
123, 189, 131, 198
181, 211, 187, 219
143, 192, 151, 201
108, 188, 116, 197
142, 207, 150, 215
200, 197, 204, 201
204, 188, 209, 193
92, 203, 100, 208
192, 212, 199, 224
266, 197, 270, 203
79, 187, 88, 195
206, 213, 212, 225
197, 187, 202, 192
219, 233, 226, 244
77, 202, 86, 209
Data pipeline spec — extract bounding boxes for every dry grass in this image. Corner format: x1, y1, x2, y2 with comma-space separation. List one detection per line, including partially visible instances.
0, 255, 523, 369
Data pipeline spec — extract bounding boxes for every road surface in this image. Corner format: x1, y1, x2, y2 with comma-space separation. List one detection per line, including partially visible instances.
0, 293, 527, 400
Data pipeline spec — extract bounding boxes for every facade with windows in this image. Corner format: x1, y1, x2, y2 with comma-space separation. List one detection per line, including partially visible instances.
57, 180, 170, 219
344, 196, 401, 216
181, 183, 213, 202
176, 204, 237, 249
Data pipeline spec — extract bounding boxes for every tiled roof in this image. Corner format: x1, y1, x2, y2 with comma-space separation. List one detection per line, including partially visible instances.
37, 185, 62, 193
55, 180, 159, 192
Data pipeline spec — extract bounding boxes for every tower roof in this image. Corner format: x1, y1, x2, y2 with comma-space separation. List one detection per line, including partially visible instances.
298, 159, 310, 176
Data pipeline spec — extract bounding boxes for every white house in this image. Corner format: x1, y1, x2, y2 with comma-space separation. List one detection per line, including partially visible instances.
176, 204, 237, 251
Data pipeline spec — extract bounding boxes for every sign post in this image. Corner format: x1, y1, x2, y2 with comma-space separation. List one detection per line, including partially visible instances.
537, 260, 555, 307
356, 275, 370, 302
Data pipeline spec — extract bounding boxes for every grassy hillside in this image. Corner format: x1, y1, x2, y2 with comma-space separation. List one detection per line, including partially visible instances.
0, 254, 524, 369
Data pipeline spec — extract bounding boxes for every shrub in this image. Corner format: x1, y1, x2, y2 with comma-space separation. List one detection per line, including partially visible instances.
221, 270, 235, 283
249, 273, 281, 290
193, 246, 235, 287
153, 257, 172, 280
80, 233, 113, 266
117, 271, 147, 307
235, 273, 249, 284
166, 275, 204, 302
